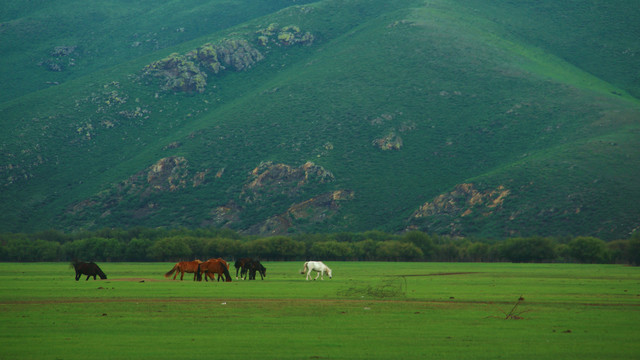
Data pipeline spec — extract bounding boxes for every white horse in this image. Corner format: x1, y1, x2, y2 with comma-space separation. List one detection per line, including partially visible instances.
301, 261, 332, 280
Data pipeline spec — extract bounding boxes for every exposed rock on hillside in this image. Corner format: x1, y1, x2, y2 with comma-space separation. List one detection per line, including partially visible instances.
143, 39, 263, 93
249, 190, 355, 234
242, 161, 334, 202
64, 156, 208, 220
373, 130, 403, 150
206, 161, 350, 234
142, 24, 313, 93
147, 156, 190, 191
256, 23, 315, 46
406, 183, 510, 234
39, 45, 77, 72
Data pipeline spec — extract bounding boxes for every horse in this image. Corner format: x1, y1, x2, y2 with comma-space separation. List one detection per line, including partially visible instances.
234, 258, 252, 280
235, 258, 266, 280
164, 260, 202, 281
197, 259, 232, 282
71, 261, 107, 281
246, 260, 267, 280
301, 261, 332, 280
202, 258, 230, 282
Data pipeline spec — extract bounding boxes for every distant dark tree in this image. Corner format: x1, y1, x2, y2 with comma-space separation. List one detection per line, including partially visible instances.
466, 242, 489, 262
244, 236, 304, 260
627, 233, 640, 266
436, 243, 461, 262
376, 241, 423, 261
309, 240, 353, 260
330, 232, 364, 243
203, 237, 243, 259
568, 236, 609, 263
182, 236, 207, 259
352, 239, 378, 260
362, 230, 394, 242
33, 240, 62, 261
61, 237, 120, 261
268, 236, 305, 260
148, 237, 192, 261
606, 240, 628, 264
124, 238, 152, 261
401, 231, 435, 259
33, 229, 72, 243
500, 237, 557, 263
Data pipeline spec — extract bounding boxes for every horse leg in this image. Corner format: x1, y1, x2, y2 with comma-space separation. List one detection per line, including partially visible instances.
306, 270, 311, 280
314, 271, 320, 280
75, 272, 80, 281
180, 271, 184, 281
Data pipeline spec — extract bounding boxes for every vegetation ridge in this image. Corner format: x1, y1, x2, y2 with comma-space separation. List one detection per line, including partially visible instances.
0, 0, 638, 240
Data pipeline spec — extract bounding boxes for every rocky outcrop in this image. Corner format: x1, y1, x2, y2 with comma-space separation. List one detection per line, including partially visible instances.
406, 183, 510, 234
242, 161, 334, 202
373, 130, 403, 150
206, 161, 351, 234
147, 156, 190, 191
143, 24, 313, 93
64, 156, 209, 219
247, 189, 355, 235
256, 23, 315, 46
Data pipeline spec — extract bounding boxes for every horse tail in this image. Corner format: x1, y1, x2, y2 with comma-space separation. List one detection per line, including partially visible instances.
196, 263, 203, 282
302, 261, 308, 274
164, 264, 178, 278
223, 265, 232, 282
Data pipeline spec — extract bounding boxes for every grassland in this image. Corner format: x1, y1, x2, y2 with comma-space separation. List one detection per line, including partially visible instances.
0, 262, 638, 359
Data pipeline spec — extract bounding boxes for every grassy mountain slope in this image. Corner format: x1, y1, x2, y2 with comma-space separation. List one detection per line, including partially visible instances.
0, 0, 316, 103
1, 0, 638, 239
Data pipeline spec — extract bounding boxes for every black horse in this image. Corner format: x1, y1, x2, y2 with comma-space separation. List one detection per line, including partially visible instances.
72, 261, 107, 281
234, 258, 266, 280
246, 260, 267, 280
234, 258, 252, 280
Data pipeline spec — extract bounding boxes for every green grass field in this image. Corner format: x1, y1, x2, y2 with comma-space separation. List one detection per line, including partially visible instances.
0, 262, 638, 359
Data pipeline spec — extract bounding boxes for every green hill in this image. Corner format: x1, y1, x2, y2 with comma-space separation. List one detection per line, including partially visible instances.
1, 0, 639, 240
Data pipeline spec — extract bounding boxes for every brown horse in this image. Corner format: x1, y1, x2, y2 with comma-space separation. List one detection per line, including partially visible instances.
197, 259, 232, 282
164, 260, 202, 280
203, 258, 230, 282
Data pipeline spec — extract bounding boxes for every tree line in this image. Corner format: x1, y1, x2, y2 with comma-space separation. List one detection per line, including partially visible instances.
1, 227, 639, 265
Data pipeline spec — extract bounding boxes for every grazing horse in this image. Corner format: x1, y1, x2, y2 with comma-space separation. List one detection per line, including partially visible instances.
234, 258, 252, 280
202, 258, 230, 282
235, 258, 267, 280
301, 261, 332, 280
164, 260, 202, 281
247, 260, 267, 280
71, 261, 107, 281
197, 259, 232, 282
